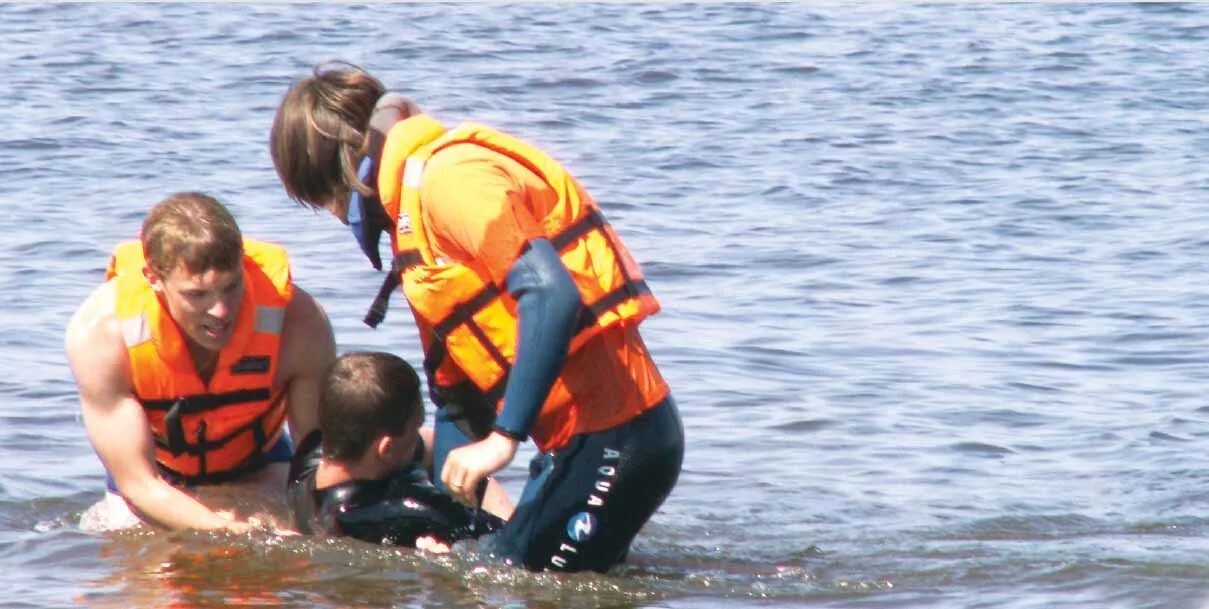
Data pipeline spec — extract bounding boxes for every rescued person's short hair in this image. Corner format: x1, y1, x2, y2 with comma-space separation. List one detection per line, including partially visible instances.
319, 351, 423, 462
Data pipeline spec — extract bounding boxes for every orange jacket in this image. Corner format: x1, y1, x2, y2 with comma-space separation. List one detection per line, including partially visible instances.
106, 239, 293, 484
373, 115, 667, 451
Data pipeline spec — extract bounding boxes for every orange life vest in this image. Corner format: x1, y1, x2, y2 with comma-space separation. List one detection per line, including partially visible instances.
106, 239, 294, 484
370, 115, 661, 450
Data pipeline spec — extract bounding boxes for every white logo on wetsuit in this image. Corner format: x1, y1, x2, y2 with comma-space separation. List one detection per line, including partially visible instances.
566, 512, 597, 542
549, 446, 620, 570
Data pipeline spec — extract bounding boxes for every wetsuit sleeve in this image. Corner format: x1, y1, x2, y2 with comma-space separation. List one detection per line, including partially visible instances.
492, 239, 581, 439
287, 429, 323, 485
286, 430, 324, 535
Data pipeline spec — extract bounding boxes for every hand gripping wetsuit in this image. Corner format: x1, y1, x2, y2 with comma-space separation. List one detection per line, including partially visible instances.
355, 113, 684, 572
287, 432, 503, 546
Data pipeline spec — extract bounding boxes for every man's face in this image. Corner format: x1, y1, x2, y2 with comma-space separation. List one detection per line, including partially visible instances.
148, 262, 245, 352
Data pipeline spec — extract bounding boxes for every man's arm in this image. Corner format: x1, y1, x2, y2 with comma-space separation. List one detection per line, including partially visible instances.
275, 286, 335, 444
66, 282, 248, 532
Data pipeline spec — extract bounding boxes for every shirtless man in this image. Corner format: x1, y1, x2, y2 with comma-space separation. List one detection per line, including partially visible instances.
67, 192, 335, 532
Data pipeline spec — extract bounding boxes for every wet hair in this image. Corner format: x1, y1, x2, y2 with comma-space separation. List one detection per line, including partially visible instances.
319, 351, 424, 462
141, 192, 243, 277
270, 61, 386, 216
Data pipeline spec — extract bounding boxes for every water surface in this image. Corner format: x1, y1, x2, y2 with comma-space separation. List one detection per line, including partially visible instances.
2, 4, 1209, 608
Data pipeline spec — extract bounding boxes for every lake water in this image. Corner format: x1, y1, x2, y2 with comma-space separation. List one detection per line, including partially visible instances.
2, 3, 1209, 608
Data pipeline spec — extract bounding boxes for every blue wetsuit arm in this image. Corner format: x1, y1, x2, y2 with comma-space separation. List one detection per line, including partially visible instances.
493, 239, 581, 440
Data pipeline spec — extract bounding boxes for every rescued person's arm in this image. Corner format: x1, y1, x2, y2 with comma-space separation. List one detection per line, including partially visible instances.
276, 287, 335, 443
66, 283, 251, 532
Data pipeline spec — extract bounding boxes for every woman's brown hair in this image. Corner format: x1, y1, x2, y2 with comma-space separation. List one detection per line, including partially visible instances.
270, 62, 385, 216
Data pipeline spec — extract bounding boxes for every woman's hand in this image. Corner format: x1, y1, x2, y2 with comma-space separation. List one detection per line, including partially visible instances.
440, 431, 519, 506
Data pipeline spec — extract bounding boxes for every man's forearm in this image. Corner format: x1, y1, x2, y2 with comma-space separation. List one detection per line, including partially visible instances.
119, 476, 239, 531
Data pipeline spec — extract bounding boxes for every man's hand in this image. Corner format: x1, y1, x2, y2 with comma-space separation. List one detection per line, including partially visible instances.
214, 510, 300, 536
214, 510, 253, 534
440, 431, 518, 507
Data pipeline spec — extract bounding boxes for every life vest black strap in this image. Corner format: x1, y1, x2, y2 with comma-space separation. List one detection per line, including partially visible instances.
431, 283, 503, 339
550, 208, 607, 251
464, 318, 511, 374
395, 249, 424, 269
158, 451, 270, 486
364, 269, 400, 328
252, 417, 267, 452
573, 278, 653, 335
196, 420, 208, 477
424, 282, 508, 379
143, 388, 273, 412
427, 378, 505, 441
364, 250, 425, 328
159, 390, 271, 457
164, 398, 190, 456
423, 343, 504, 422
153, 391, 285, 458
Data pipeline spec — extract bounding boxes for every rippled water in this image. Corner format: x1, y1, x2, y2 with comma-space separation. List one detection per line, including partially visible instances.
3, 3, 1209, 608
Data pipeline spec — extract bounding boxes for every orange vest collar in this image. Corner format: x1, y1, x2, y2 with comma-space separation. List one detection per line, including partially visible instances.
377, 114, 447, 224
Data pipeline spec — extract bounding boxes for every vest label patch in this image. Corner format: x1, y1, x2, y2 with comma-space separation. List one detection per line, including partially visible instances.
231, 356, 271, 375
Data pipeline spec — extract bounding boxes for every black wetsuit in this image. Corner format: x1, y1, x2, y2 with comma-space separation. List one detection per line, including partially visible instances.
436, 396, 684, 572
428, 240, 686, 573
287, 431, 503, 547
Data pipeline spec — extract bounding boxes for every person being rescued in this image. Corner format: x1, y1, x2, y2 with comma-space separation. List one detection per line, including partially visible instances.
288, 351, 513, 550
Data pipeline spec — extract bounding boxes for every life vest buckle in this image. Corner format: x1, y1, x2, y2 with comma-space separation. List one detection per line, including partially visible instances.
164, 397, 191, 456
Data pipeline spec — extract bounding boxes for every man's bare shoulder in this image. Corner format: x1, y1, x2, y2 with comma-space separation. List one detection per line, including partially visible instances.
65, 280, 122, 358
282, 286, 331, 342
65, 279, 132, 404
276, 286, 335, 378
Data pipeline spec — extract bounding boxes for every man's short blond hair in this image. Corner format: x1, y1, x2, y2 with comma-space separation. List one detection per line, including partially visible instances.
141, 192, 243, 277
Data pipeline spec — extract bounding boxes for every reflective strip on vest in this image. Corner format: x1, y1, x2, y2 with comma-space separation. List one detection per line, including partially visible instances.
121, 316, 152, 347
403, 157, 426, 189
254, 305, 286, 335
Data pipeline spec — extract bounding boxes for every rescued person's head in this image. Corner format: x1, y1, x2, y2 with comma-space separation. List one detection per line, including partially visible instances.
319, 351, 424, 464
